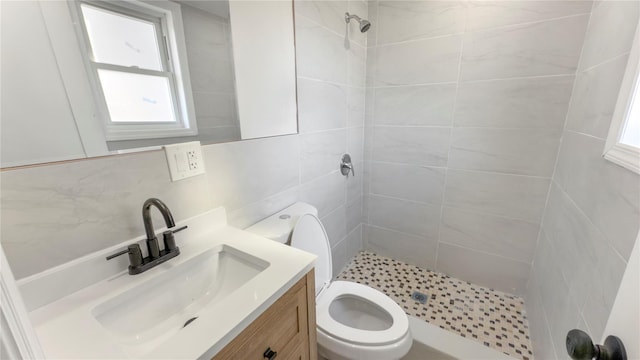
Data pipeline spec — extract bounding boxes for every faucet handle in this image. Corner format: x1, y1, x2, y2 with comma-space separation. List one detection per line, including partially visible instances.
171, 225, 188, 233
163, 225, 188, 252
106, 244, 143, 267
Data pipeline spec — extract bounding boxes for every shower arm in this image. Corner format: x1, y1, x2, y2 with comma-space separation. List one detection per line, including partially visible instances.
345, 12, 362, 24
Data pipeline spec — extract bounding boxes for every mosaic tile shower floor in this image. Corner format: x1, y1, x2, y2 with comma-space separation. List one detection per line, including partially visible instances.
336, 251, 533, 360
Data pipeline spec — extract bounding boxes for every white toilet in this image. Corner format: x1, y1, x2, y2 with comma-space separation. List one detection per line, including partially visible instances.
247, 203, 412, 360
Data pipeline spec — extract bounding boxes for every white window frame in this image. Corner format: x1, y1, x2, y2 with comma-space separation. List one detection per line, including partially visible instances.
69, 0, 197, 141
604, 22, 640, 174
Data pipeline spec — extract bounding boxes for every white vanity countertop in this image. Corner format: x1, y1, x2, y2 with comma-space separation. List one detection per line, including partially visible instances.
22, 208, 316, 359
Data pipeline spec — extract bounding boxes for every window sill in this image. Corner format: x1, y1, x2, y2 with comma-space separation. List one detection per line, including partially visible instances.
104, 126, 198, 141
604, 143, 640, 175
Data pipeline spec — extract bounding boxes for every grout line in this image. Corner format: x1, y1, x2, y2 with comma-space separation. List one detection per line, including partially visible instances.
578, 50, 631, 73
296, 13, 368, 51
364, 86, 374, 242
371, 73, 576, 89
368, 160, 553, 180
371, 124, 564, 131
435, 29, 466, 272
371, 124, 452, 128
459, 73, 576, 85
445, 165, 555, 179
526, 0, 595, 299
366, 224, 433, 241
551, 178, 629, 265
537, 290, 560, 360
368, 192, 442, 208
372, 0, 379, 49
440, 203, 541, 225
371, 12, 591, 50
369, 160, 448, 170
296, 75, 357, 89
321, 201, 346, 223
371, 80, 458, 89
565, 129, 607, 141
358, 0, 368, 242
465, 12, 592, 35
362, 0, 379, 250
437, 241, 533, 266
541, 226, 573, 291
358, 90, 366, 253
578, 311, 594, 339
344, 222, 362, 242
373, 32, 463, 49
298, 127, 347, 136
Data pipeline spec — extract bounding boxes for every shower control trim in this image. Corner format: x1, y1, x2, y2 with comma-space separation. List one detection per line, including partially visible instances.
340, 154, 355, 178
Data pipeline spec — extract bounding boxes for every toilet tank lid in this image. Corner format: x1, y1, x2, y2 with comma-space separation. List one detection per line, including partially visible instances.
245, 215, 294, 243
245, 202, 319, 243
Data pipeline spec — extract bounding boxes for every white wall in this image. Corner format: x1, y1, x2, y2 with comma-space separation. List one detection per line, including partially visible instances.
525, 2, 640, 359
603, 232, 639, 360
0, 1, 86, 167
0, 0, 368, 280
363, 0, 591, 295
230, 1, 297, 140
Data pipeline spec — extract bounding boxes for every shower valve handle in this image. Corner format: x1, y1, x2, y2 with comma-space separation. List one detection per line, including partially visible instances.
340, 154, 355, 178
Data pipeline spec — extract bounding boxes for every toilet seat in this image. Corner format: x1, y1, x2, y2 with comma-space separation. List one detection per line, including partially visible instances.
289, 212, 411, 359
316, 281, 409, 346
291, 214, 333, 296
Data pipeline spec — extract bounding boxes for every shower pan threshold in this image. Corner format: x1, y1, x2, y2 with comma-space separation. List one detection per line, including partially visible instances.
337, 251, 533, 360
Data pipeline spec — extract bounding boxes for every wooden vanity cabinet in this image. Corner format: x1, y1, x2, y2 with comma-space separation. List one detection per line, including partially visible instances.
212, 270, 317, 360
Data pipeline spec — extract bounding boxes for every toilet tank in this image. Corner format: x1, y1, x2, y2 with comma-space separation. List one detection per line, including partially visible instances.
245, 202, 318, 244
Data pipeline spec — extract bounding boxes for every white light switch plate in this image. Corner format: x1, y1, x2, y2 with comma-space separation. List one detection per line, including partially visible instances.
164, 141, 206, 181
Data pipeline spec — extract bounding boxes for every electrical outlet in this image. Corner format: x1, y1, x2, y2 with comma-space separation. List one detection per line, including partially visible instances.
187, 149, 199, 170
164, 141, 205, 181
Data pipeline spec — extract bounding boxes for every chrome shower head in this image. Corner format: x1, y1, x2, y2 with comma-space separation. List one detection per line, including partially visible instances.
345, 12, 371, 33
359, 19, 371, 33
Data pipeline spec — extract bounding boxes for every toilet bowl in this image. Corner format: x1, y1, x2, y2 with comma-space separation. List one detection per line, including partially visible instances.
247, 203, 412, 360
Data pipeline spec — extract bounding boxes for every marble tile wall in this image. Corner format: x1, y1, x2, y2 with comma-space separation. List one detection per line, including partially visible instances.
525, 1, 640, 359
293, 0, 367, 278
0, 0, 367, 279
181, 5, 240, 142
363, 1, 593, 295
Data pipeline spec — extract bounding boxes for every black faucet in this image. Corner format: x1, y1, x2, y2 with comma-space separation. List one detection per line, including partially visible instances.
106, 198, 187, 275
142, 198, 176, 259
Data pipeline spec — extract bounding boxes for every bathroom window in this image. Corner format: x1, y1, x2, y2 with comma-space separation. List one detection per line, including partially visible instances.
604, 25, 640, 174
72, 0, 197, 141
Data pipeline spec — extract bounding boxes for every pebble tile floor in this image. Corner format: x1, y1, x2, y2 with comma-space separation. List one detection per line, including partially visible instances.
336, 251, 533, 360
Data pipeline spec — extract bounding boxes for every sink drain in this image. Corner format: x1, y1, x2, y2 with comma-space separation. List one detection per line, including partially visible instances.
411, 291, 428, 304
183, 316, 198, 328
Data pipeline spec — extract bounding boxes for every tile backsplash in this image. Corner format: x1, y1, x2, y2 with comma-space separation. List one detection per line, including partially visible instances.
1, 150, 212, 278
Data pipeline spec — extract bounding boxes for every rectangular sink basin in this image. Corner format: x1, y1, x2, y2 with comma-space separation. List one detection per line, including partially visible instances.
91, 244, 269, 356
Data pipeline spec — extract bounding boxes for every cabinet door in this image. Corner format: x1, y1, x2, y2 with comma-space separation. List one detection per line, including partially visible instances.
283, 341, 310, 360
212, 272, 315, 360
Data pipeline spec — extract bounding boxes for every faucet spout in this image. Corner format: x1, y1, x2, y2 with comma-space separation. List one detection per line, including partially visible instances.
106, 198, 186, 275
142, 198, 175, 241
